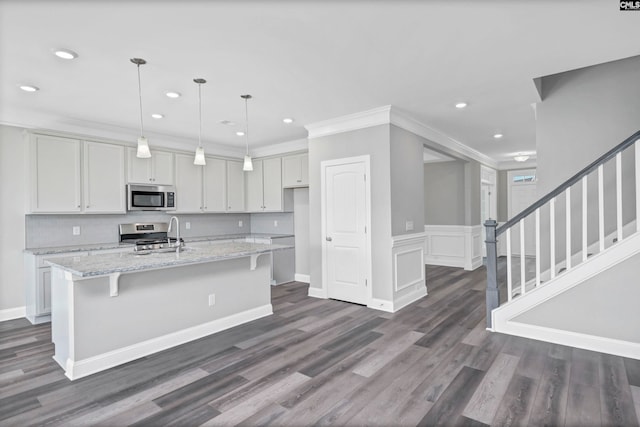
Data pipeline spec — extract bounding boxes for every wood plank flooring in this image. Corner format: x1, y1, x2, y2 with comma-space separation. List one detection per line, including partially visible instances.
1, 264, 639, 426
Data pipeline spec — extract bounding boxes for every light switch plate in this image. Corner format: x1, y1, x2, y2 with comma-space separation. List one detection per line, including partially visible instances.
185, 222, 191, 230
72, 226, 80, 236
274, 220, 278, 227
238, 220, 243, 227
405, 221, 414, 231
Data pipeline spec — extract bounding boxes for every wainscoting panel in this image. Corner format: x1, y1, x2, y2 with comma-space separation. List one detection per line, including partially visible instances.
391, 232, 427, 312
424, 225, 483, 271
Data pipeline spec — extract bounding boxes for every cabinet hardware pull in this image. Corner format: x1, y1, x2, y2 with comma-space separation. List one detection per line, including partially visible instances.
326, 236, 332, 241
297, 179, 302, 182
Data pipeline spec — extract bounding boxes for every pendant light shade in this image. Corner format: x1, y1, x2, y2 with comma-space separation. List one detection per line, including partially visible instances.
241, 94, 253, 172
130, 58, 152, 158
193, 78, 207, 166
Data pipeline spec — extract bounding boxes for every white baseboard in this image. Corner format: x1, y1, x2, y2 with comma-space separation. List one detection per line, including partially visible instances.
308, 287, 327, 299
0, 306, 26, 322
500, 320, 640, 360
394, 286, 428, 312
61, 304, 273, 381
295, 273, 310, 283
368, 298, 395, 313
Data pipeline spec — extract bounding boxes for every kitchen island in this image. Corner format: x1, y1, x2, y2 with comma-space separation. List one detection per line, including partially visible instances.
47, 241, 291, 380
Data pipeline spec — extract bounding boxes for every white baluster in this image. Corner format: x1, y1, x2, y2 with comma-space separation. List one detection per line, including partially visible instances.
582, 176, 588, 263
636, 143, 640, 233
550, 198, 556, 279
520, 219, 526, 296
616, 152, 623, 243
535, 208, 540, 288
506, 227, 512, 301
599, 164, 605, 252
566, 187, 572, 271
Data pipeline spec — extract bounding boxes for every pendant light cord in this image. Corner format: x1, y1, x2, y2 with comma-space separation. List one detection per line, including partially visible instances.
198, 82, 202, 148
244, 97, 250, 155
137, 64, 144, 136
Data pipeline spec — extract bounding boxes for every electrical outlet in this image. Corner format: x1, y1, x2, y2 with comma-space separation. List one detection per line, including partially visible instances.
274, 220, 278, 227
208, 294, 216, 306
185, 222, 191, 230
405, 221, 414, 231
238, 220, 243, 227
72, 226, 80, 236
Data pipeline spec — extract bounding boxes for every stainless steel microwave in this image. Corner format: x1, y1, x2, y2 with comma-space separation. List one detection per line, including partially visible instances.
127, 184, 176, 211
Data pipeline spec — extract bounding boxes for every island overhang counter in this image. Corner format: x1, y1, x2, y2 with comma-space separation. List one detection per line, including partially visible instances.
47, 241, 291, 380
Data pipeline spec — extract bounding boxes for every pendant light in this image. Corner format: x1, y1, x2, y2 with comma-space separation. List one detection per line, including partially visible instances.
193, 78, 207, 165
130, 58, 151, 158
241, 94, 253, 171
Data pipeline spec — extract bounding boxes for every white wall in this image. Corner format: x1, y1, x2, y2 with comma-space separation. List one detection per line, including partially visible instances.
0, 125, 26, 311
293, 188, 309, 277
309, 124, 393, 301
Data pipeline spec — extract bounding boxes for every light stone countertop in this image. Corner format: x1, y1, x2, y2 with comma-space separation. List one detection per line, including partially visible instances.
24, 233, 294, 255
45, 241, 293, 278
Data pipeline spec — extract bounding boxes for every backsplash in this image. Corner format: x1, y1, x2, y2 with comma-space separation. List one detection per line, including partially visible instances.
25, 211, 294, 248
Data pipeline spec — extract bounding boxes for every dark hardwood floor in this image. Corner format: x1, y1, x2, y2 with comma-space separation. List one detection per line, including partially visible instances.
1, 265, 639, 426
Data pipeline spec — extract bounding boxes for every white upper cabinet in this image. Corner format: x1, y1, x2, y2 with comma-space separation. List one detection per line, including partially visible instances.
282, 153, 309, 188
83, 142, 126, 213
203, 157, 226, 212
226, 160, 245, 212
174, 153, 204, 213
246, 157, 283, 212
127, 148, 174, 185
30, 135, 82, 213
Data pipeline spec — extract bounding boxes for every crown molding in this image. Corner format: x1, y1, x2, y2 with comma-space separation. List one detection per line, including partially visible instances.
497, 159, 538, 170
305, 105, 392, 139
250, 138, 308, 158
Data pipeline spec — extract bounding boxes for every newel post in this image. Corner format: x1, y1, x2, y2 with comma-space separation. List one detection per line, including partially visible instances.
485, 219, 499, 329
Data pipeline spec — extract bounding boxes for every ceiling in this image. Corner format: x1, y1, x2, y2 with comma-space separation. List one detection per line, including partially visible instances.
1, 0, 638, 163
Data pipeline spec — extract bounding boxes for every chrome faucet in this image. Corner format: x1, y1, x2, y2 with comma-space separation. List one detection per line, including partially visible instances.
167, 216, 180, 251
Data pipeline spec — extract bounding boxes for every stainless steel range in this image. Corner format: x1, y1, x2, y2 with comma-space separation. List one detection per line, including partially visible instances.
119, 222, 184, 253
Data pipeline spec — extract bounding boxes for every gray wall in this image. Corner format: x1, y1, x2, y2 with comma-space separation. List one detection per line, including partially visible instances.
465, 160, 482, 226
423, 161, 466, 225
249, 212, 294, 235
0, 125, 26, 311
536, 55, 640, 264
309, 124, 393, 301
390, 125, 425, 236
293, 188, 310, 277
497, 170, 509, 222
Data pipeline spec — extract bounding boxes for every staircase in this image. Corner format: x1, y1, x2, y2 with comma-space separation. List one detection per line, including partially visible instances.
485, 130, 640, 359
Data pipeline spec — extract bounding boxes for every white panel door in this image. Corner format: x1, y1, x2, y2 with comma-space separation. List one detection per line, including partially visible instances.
175, 154, 203, 212
84, 141, 126, 213
324, 161, 368, 305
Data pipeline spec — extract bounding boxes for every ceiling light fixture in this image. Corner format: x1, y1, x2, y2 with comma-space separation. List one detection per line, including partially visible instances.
514, 153, 529, 162
241, 94, 253, 172
493, 133, 504, 139
455, 102, 467, 109
236, 131, 245, 136
220, 120, 236, 126
166, 91, 181, 98
151, 113, 164, 119
193, 78, 207, 166
283, 118, 294, 124
130, 58, 151, 158
19, 85, 39, 92
53, 48, 78, 60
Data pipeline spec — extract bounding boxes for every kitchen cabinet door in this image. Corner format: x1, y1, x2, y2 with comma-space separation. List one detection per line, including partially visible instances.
37, 268, 52, 315
83, 141, 126, 213
175, 154, 203, 212
245, 159, 264, 212
127, 148, 174, 184
203, 157, 226, 212
152, 151, 175, 185
30, 134, 82, 213
282, 153, 309, 188
262, 157, 283, 211
226, 160, 245, 212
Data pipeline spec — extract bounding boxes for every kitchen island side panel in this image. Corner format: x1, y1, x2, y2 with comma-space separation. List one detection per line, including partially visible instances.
51, 254, 271, 377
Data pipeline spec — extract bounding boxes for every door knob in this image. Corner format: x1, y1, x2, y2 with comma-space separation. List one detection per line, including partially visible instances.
326, 237, 332, 242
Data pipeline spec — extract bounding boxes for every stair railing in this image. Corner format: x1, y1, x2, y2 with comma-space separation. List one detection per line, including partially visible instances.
485, 130, 640, 328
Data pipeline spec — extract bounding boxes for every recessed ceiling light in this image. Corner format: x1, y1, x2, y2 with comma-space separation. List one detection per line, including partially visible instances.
493, 133, 504, 139
53, 48, 78, 60
220, 120, 236, 126
165, 91, 181, 98
19, 85, 39, 92
283, 118, 294, 124
455, 102, 467, 109
151, 113, 164, 119
514, 154, 529, 162
236, 131, 245, 136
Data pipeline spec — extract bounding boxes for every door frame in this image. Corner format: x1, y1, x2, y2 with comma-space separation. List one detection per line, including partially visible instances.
320, 155, 372, 304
